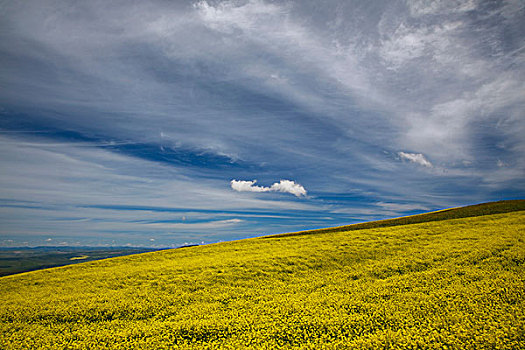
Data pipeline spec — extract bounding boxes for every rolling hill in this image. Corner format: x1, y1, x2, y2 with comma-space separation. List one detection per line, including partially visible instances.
265, 199, 525, 238
1, 200, 524, 349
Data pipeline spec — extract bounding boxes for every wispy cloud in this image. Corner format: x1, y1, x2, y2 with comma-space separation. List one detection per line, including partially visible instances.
0, 0, 523, 246
376, 202, 429, 212
145, 218, 243, 230
231, 179, 307, 197
398, 152, 433, 168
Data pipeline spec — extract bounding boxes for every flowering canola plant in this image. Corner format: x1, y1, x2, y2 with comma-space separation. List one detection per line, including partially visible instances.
0, 210, 524, 349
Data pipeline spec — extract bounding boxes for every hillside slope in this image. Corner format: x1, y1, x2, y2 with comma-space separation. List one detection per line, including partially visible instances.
0, 203, 524, 349
265, 199, 525, 238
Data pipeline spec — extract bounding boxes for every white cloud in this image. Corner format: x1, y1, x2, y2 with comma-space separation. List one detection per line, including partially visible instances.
270, 180, 307, 197
230, 180, 270, 193
407, 0, 477, 17
194, 0, 374, 114
379, 21, 462, 70
231, 179, 307, 197
398, 152, 432, 168
194, 0, 283, 34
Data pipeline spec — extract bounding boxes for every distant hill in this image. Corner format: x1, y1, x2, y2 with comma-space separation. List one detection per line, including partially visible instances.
264, 199, 525, 238
0, 246, 162, 277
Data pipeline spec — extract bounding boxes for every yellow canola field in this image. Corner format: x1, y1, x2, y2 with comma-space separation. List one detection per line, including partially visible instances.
1, 211, 524, 349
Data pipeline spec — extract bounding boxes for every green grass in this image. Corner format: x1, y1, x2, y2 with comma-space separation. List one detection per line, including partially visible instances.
0, 201, 524, 349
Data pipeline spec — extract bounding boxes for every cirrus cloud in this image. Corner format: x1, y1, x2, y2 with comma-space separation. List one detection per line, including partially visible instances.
398, 152, 433, 168
0, 0, 523, 247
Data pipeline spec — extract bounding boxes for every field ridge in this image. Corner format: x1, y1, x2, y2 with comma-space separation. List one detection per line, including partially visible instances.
264, 199, 525, 239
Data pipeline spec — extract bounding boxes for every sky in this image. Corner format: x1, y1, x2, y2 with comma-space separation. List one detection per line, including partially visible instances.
0, 0, 524, 247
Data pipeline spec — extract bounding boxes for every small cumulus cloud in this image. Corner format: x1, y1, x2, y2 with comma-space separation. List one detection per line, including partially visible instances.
231, 179, 307, 197
230, 180, 270, 193
269, 180, 307, 197
398, 151, 432, 168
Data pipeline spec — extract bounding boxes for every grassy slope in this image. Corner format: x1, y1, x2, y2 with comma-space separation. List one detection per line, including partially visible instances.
0, 202, 524, 349
265, 199, 525, 238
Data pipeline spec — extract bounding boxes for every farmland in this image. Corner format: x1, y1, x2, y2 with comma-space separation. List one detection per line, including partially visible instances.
0, 247, 161, 277
1, 201, 524, 349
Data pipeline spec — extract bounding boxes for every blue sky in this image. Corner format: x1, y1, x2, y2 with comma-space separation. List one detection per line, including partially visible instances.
0, 0, 524, 247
